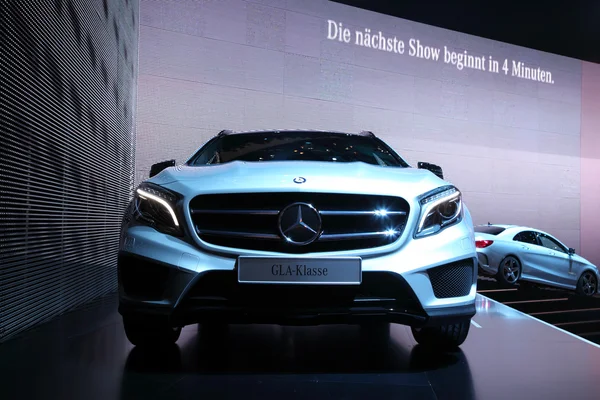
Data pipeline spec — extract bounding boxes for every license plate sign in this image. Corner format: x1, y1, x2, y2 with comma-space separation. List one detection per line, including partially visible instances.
237, 257, 362, 285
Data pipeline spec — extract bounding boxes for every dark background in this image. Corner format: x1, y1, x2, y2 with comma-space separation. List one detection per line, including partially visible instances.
336, 0, 600, 63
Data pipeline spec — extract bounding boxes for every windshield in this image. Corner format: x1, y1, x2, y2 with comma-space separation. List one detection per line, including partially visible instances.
187, 131, 409, 167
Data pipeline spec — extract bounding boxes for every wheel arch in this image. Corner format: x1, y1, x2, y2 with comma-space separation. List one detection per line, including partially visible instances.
577, 268, 599, 296
579, 268, 599, 283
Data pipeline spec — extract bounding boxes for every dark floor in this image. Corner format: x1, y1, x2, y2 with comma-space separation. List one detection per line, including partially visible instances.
2, 291, 600, 400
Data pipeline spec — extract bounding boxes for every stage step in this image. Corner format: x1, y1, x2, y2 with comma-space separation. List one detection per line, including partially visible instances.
477, 276, 600, 345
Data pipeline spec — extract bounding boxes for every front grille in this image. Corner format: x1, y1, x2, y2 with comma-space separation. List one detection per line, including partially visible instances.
428, 259, 475, 298
188, 193, 410, 253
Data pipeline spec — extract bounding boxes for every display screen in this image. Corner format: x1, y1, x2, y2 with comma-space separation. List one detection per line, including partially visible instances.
135, 0, 600, 262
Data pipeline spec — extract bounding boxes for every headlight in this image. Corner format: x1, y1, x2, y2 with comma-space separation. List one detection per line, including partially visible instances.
132, 182, 183, 236
415, 186, 462, 238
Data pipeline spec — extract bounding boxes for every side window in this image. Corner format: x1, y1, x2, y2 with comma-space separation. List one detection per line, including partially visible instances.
513, 231, 538, 245
538, 235, 567, 253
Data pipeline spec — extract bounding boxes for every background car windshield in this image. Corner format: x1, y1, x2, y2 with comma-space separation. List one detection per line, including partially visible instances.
538, 235, 567, 253
474, 226, 506, 235
189, 132, 409, 167
513, 231, 539, 245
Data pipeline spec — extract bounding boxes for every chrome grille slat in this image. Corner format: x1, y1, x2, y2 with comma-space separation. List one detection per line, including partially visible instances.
197, 229, 281, 240
196, 230, 397, 241
319, 231, 399, 241
191, 209, 406, 216
189, 192, 410, 253
319, 210, 406, 216
191, 209, 279, 215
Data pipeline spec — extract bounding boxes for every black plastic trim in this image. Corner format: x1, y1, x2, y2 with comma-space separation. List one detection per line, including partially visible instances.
423, 303, 477, 327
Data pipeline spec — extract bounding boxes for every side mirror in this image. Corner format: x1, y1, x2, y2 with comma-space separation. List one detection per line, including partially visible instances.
149, 159, 176, 177
568, 248, 575, 255
417, 161, 444, 179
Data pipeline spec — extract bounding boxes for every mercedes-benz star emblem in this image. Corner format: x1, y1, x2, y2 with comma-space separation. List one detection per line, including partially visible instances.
293, 176, 306, 184
278, 202, 322, 245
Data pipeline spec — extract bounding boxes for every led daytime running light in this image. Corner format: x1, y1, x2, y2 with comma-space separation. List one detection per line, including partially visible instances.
420, 187, 458, 205
136, 188, 180, 227
417, 190, 461, 233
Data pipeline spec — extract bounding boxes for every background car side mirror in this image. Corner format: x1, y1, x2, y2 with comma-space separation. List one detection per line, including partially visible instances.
568, 247, 576, 255
149, 159, 176, 177
417, 161, 444, 179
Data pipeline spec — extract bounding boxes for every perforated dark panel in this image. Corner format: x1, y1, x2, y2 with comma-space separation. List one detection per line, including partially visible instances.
428, 259, 475, 299
0, 0, 138, 342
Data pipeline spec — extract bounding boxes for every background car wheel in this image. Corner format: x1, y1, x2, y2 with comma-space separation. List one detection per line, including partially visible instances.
497, 256, 521, 286
123, 316, 182, 347
411, 320, 470, 351
576, 271, 598, 297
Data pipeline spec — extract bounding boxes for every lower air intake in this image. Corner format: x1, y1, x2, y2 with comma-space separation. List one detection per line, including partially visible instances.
427, 259, 474, 298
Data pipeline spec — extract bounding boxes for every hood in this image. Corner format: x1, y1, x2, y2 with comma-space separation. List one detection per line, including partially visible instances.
147, 161, 450, 199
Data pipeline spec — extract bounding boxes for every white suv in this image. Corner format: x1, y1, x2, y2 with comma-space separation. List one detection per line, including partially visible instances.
118, 130, 477, 351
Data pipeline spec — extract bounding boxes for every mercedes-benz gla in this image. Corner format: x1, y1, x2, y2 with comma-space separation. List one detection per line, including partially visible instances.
118, 130, 478, 351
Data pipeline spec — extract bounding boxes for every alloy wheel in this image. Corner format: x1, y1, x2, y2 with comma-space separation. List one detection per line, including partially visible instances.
502, 257, 520, 284
581, 272, 597, 296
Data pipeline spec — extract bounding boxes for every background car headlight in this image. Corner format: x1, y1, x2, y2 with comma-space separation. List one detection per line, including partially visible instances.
132, 182, 183, 236
415, 186, 462, 238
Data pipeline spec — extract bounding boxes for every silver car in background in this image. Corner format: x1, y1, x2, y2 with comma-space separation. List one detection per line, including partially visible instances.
475, 224, 599, 296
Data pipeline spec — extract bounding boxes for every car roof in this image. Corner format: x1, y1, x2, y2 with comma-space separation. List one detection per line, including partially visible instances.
489, 224, 518, 229
477, 224, 557, 238
476, 224, 574, 249
217, 129, 376, 137
475, 224, 519, 230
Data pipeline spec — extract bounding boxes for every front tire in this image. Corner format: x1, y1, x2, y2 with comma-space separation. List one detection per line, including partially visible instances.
411, 320, 470, 351
576, 271, 598, 297
123, 316, 182, 347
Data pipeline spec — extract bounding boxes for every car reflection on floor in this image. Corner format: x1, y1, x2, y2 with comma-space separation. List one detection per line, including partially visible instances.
2, 292, 600, 400
119, 322, 475, 399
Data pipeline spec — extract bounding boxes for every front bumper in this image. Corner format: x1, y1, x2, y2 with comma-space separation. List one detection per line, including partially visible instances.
118, 219, 478, 328
165, 303, 477, 328
118, 252, 476, 327
477, 250, 500, 276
